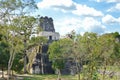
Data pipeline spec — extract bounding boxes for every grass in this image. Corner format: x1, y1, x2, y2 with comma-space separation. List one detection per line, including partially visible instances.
99, 66, 120, 72
23, 74, 77, 80
24, 66, 120, 80
0, 73, 118, 80
23, 74, 120, 80
1, 65, 120, 80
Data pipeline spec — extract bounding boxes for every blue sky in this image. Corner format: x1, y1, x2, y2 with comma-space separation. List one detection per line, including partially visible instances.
34, 0, 120, 36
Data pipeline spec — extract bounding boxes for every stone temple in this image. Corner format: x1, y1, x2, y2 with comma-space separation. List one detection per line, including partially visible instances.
31, 16, 60, 74
31, 16, 79, 75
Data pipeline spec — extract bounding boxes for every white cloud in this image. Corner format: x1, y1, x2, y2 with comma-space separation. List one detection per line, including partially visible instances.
95, 0, 103, 2
94, 0, 120, 3
102, 14, 120, 24
37, 0, 104, 17
118, 17, 120, 23
54, 18, 83, 35
107, 3, 120, 12
107, 0, 120, 3
82, 17, 106, 33
72, 4, 103, 17
54, 17, 105, 35
116, 3, 120, 10
37, 0, 75, 10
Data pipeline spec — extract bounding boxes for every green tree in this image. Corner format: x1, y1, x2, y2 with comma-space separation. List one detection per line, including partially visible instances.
48, 38, 72, 80
12, 52, 23, 73
27, 36, 48, 73
67, 31, 83, 80
98, 33, 115, 80
77, 32, 98, 80
0, 0, 38, 79
12, 16, 40, 73
0, 36, 9, 78
7, 26, 24, 80
111, 32, 120, 63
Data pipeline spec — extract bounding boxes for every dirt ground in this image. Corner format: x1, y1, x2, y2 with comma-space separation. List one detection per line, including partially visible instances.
0, 71, 31, 80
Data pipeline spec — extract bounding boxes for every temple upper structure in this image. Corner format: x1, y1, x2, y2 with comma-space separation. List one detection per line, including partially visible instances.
38, 16, 60, 41
40, 16, 55, 32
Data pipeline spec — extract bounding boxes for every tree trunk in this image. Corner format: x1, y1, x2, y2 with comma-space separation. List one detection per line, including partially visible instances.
8, 55, 12, 80
75, 58, 80, 80
102, 66, 106, 80
41, 54, 44, 74
57, 69, 61, 80
40, 45, 44, 74
24, 39, 27, 74
76, 62, 80, 80
102, 59, 107, 80
12, 70, 14, 76
78, 72, 80, 80
24, 53, 27, 73
7, 56, 12, 80
90, 65, 94, 79
7, 68, 10, 80
7, 49, 15, 80
2, 67, 4, 78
